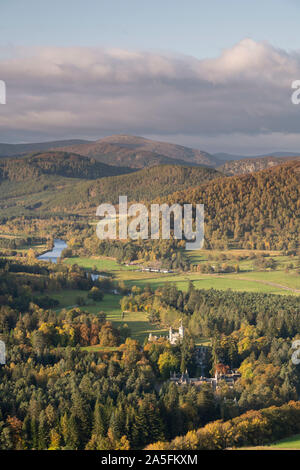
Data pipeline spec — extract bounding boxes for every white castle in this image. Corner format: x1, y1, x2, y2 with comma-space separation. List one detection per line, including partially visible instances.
169, 321, 184, 345
148, 320, 184, 345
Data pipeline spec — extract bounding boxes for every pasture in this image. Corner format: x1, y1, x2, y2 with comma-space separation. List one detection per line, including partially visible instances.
51, 290, 168, 345
63, 254, 300, 295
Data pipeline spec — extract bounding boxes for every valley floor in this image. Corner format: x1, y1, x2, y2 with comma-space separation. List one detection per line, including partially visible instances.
64, 252, 300, 296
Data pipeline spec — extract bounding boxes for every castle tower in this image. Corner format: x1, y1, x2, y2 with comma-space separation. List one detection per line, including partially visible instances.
178, 320, 184, 339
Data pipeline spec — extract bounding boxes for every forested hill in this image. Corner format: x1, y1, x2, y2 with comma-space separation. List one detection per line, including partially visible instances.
56, 134, 218, 168
0, 139, 91, 158
0, 135, 217, 167
84, 164, 221, 204
158, 161, 300, 250
0, 164, 221, 217
0, 152, 133, 181
1, 157, 299, 252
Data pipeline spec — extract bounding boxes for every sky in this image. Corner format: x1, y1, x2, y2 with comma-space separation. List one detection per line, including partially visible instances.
1, 0, 300, 154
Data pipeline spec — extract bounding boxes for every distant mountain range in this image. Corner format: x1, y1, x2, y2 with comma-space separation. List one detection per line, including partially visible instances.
214, 151, 300, 161
55, 134, 218, 168
0, 140, 90, 158
0, 135, 299, 172
0, 135, 217, 168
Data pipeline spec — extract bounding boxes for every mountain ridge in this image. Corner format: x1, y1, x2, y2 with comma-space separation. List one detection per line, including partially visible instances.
1, 134, 300, 169
0, 139, 92, 158
55, 134, 219, 168
218, 155, 300, 175
0, 151, 134, 181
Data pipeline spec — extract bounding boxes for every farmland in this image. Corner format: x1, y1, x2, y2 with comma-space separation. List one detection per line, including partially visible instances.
64, 251, 300, 295
51, 290, 169, 345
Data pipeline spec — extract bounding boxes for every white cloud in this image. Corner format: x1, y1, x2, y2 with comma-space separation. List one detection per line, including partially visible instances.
1, 40, 300, 152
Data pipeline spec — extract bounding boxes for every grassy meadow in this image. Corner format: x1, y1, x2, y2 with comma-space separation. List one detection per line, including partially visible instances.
11, 245, 298, 351
64, 250, 300, 295
240, 434, 300, 450
268, 434, 300, 449
51, 290, 169, 346
54, 248, 300, 350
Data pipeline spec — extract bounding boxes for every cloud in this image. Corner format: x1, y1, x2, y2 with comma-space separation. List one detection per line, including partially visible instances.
0, 40, 300, 152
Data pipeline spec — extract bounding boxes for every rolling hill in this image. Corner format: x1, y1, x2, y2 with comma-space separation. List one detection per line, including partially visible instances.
0, 139, 91, 158
0, 150, 298, 251
0, 152, 133, 182
0, 135, 219, 168
0, 162, 221, 217
55, 134, 219, 168
83, 164, 221, 205
158, 160, 300, 250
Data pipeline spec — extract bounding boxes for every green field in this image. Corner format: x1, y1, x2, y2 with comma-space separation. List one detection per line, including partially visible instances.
268, 434, 300, 449
227, 270, 300, 290
33, 249, 300, 353
57, 251, 300, 349
51, 290, 168, 345
124, 273, 298, 295
241, 434, 300, 450
64, 252, 300, 296
64, 256, 135, 273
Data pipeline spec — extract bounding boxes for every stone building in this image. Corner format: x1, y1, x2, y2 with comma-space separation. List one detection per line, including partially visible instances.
169, 320, 184, 344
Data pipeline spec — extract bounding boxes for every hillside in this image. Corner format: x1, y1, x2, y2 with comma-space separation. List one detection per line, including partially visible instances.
83, 164, 221, 205
1, 155, 299, 251
158, 161, 300, 250
56, 134, 218, 168
0, 163, 221, 217
0, 139, 91, 158
219, 155, 300, 175
0, 151, 133, 182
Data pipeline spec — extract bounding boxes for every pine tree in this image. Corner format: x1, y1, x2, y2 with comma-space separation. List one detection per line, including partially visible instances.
93, 401, 106, 437
38, 410, 49, 450
66, 414, 80, 450
30, 417, 38, 450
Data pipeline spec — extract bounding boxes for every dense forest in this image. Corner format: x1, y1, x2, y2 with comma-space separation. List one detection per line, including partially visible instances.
0, 152, 133, 181
0, 251, 299, 449
0, 148, 299, 450
146, 401, 300, 450
158, 161, 300, 250
1, 157, 298, 252
0, 158, 220, 219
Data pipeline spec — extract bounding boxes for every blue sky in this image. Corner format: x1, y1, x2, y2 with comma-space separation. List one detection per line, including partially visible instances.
1, 1, 300, 153
1, 0, 299, 58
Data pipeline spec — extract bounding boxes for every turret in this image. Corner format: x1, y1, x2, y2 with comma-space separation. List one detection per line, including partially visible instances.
178, 320, 184, 339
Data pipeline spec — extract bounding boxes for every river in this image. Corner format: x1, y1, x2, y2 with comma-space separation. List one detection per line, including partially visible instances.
37, 239, 110, 282
38, 239, 67, 263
